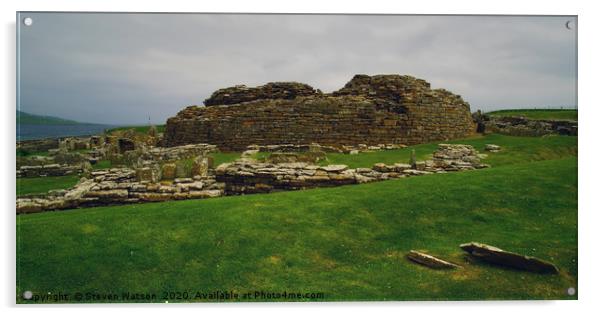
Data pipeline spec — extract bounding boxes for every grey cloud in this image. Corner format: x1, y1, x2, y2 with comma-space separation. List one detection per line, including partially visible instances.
18, 13, 577, 125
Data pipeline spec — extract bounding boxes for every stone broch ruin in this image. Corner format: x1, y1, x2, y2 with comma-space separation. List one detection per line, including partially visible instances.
163, 74, 475, 151
17, 143, 489, 213
17, 74, 492, 214
17, 74, 568, 274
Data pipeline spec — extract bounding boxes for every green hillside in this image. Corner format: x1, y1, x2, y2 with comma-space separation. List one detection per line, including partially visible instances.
17, 111, 82, 125
16, 134, 578, 302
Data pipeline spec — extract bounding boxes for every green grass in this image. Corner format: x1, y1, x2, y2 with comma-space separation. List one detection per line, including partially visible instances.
92, 160, 112, 170
16, 134, 577, 302
16, 149, 49, 157
212, 134, 576, 169
106, 125, 166, 134
210, 152, 242, 166
487, 109, 577, 121
17, 175, 80, 197
322, 134, 577, 169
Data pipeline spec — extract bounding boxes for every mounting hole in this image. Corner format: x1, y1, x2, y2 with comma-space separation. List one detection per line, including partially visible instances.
23, 17, 33, 26
23, 291, 33, 300
567, 287, 576, 296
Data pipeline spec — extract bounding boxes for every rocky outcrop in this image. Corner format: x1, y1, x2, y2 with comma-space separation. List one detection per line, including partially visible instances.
460, 242, 559, 274
204, 82, 318, 106
164, 74, 475, 151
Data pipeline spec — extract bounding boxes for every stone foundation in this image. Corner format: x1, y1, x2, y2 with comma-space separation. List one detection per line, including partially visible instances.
483, 117, 577, 136
140, 143, 217, 161
216, 144, 488, 195
247, 143, 406, 154
16, 168, 224, 214
16, 144, 488, 214
17, 138, 59, 152
17, 163, 84, 178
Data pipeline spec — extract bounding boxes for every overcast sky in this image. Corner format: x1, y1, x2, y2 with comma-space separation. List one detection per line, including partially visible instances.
18, 13, 577, 125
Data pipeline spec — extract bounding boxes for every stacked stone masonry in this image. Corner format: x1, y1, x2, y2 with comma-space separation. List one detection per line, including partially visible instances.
139, 143, 217, 162
16, 168, 224, 214
16, 144, 488, 214
216, 144, 489, 195
204, 82, 318, 106
247, 143, 406, 154
17, 164, 84, 178
164, 74, 476, 151
483, 116, 577, 137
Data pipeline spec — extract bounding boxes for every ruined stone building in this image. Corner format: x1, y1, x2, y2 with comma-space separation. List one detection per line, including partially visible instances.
163, 74, 475, 151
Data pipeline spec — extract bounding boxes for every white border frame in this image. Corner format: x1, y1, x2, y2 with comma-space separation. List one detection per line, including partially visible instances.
2, 1, 600, 315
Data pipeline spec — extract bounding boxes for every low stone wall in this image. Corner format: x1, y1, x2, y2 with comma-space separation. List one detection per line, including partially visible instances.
16, 144, 489, 214
17, 138, 59, 152
17, 163, 84, 178
59, 137, 91, 151
140, 143, 217, 161
16, 155, 55, 169
247, 143, 406, 154
216, 144, 489, 195
483, 117, 577, 136
16, 168, 224, 214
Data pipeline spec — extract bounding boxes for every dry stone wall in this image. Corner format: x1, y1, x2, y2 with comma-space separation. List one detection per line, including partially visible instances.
16, 168, 224, 214
16, 144, 488, 214
216, 144, 488, 195
164, 74, 475, 151
17, 138, 59, 152
165, 96, 411, 151
333, 75, 475, 145
140, 143, 217, 162
247, 143, 405, 154
483, 116, 578, 136
17, 163, 85, 178
204, 82, 317, 106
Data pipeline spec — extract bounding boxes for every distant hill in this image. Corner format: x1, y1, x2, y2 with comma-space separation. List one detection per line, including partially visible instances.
17, 111, 84, 125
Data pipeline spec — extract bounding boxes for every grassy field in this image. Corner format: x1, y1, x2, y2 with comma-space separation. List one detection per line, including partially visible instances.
106, 125, 166, 134
16, 149, 50, 157
487, 109, 577, 121
322, 134, 576, 169
16, 134, 578, 302
92, 160, 112, 170
17, 175, 80, 197
211, 134, 577, 169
